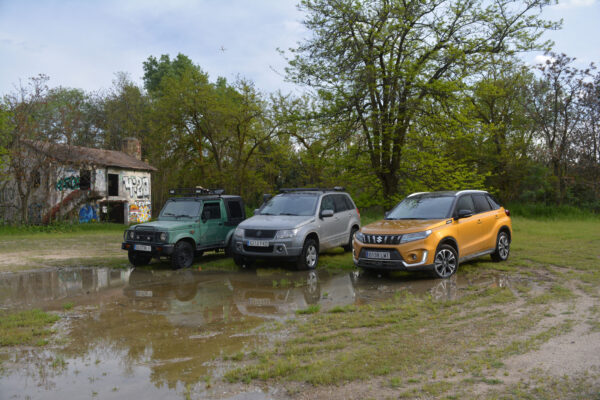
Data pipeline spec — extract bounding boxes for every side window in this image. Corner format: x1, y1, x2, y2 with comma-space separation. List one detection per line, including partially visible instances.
320, 195, 335, 212
333, 194, 348, 213
202, 202, 221, 220
455, 195, 475, 214
227, 200, 243, 219
486, 195, 501, 210
343, 195, 355, 210
473, 194, 492, 213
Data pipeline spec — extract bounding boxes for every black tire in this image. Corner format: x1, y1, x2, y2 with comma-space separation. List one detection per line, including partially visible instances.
296, 238, 319, 270
343, 226, 359, 252
491, 231, 510, 262
128, 250, 152, 266
225, 237, 233, 256
171, 241, 195, 269
431, 244, 458, 279
233, 254, 254, 268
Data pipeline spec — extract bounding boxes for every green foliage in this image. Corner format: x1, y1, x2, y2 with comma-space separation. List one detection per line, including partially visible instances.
0, 309, 59, 346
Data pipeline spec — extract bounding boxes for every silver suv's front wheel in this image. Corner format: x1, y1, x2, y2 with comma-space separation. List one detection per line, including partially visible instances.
297, 238, 319, 270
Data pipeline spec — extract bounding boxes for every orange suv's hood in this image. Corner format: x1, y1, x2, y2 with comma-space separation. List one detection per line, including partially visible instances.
361, 219, 447, 234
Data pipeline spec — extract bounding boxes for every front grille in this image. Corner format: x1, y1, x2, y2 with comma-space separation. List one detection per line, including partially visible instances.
244, 245, 274, 253
245, 229, 277, 239
134, 229, 156, 242
362, 234, 403, 245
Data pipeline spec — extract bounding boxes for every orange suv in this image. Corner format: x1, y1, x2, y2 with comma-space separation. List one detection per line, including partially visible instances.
353, 191, 512, 278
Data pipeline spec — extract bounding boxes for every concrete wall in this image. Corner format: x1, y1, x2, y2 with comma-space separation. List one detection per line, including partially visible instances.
0, 162, 152, 225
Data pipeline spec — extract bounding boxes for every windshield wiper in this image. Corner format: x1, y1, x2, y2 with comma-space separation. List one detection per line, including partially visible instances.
280, 212, 298, 216
260, 212, 275, 216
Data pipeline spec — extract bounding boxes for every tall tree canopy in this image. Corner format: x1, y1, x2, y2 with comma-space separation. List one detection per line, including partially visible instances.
287, 0, 558, 204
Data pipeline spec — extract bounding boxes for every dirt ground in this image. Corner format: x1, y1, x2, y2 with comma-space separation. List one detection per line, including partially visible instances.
1, 222, 599, 399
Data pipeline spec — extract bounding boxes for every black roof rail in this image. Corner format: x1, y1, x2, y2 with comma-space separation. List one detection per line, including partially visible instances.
279, 186, 345, 193
168, 187, 225, 197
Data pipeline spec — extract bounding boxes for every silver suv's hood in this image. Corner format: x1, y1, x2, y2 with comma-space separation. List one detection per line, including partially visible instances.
239, 215, 314, 230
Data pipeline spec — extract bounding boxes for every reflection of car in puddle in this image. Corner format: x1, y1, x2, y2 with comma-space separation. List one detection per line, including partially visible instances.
123, 268, 238, 327
0, 267, 131, 308
230, 270, 356, 318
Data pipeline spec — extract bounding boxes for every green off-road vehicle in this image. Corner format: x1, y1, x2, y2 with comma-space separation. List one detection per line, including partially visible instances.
122, 188, 246, 269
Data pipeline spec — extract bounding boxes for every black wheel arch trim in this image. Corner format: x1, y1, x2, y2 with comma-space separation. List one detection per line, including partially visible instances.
437, 236, 459, 258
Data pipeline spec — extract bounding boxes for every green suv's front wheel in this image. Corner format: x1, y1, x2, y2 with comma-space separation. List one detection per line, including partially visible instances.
171, 241, 194, 269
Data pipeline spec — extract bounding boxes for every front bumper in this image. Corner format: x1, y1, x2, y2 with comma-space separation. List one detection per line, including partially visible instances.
353, 246, 433, 271
122, 242, 175, 256
232, 237, 303, 259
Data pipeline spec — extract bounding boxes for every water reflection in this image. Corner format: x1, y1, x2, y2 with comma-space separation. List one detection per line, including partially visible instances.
0, 265, 517, 399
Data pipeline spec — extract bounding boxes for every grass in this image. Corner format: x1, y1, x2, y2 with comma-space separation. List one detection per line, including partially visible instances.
0, 222, 126, 237
221, 215, 600, 397
0, 309, 60, 346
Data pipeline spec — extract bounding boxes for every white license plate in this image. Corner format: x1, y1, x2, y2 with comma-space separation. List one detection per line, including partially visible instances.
247, 240, 269, 247
135, 290, 153, 297
366, 251, 390, 260
134, 244, 151, 252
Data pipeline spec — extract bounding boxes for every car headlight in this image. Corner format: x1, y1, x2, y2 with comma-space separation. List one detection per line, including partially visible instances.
355, 231, 365, 243
159, 232, 168, 242
234, 227, 244, 238
400, 229, 432, 243
127, 230, 135, 240
275, 228, 299, 239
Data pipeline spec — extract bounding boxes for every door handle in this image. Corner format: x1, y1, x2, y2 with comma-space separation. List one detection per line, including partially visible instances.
218, 222, 223, 226
496, 214, 499, 219
477, 219, 482, 224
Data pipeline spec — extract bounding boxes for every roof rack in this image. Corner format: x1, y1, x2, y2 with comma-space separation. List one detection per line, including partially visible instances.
169, 187, 225, 196
279, 186, 345, 193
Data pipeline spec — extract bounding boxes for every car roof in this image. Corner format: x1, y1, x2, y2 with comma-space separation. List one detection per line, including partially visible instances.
168, 195, 242, 201
407, 190, 488, 198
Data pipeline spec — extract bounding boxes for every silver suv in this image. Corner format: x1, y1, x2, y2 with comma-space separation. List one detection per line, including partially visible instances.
232, 188, 361, 269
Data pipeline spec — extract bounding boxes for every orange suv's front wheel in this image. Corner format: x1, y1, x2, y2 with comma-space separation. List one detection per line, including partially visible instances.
432, 244, 458, 279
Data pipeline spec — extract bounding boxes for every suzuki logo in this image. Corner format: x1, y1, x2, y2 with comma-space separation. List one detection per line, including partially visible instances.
376, 236, 383, 243
257, 230, 262, 237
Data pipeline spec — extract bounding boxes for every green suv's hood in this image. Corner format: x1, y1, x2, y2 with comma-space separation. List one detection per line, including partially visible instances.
133, 220, 196, 231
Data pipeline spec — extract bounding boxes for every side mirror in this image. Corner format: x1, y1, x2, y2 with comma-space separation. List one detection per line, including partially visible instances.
262, 193, 272, 204
254, 209, 260, 215
384, 211, 390, 218
456, 209, 473, 219
320, 209, 334, 218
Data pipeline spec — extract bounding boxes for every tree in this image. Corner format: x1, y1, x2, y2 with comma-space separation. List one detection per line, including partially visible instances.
528, 52, 594, 204
286, 0, 558, 204
99, 72, 150, 151
465, 59, 537, 202
2, 75, 56, 223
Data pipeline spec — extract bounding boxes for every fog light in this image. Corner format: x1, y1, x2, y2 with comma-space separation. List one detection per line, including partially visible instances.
236, 243, 243, 250
276, 245, 285, 253
411, 254, 417, 261
157, 247, 162, 252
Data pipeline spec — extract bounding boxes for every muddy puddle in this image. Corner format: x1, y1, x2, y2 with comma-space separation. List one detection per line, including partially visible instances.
0, 264, 519, 399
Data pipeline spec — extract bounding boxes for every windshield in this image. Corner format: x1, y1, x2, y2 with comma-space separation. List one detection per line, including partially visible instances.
159, 200, 201, 220
386, 196, 454, 220
259, 194, 318, 216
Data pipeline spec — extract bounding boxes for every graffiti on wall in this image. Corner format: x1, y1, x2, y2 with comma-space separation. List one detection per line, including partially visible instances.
123, 176, 150, 199
79, 204, 98, 223
129, 200, 151, 223
56, 175, 80, 191
28, 203, 43, 224
0, 186, 16, 205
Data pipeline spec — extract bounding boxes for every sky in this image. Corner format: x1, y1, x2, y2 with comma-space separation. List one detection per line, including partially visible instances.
0, 0, 599, 97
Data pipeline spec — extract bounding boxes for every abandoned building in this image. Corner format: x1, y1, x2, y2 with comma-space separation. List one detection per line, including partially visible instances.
0, 138, 156, 224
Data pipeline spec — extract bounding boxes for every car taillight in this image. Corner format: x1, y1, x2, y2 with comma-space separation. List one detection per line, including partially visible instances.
505, 209, 510, 217
356, 208, 360, 217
